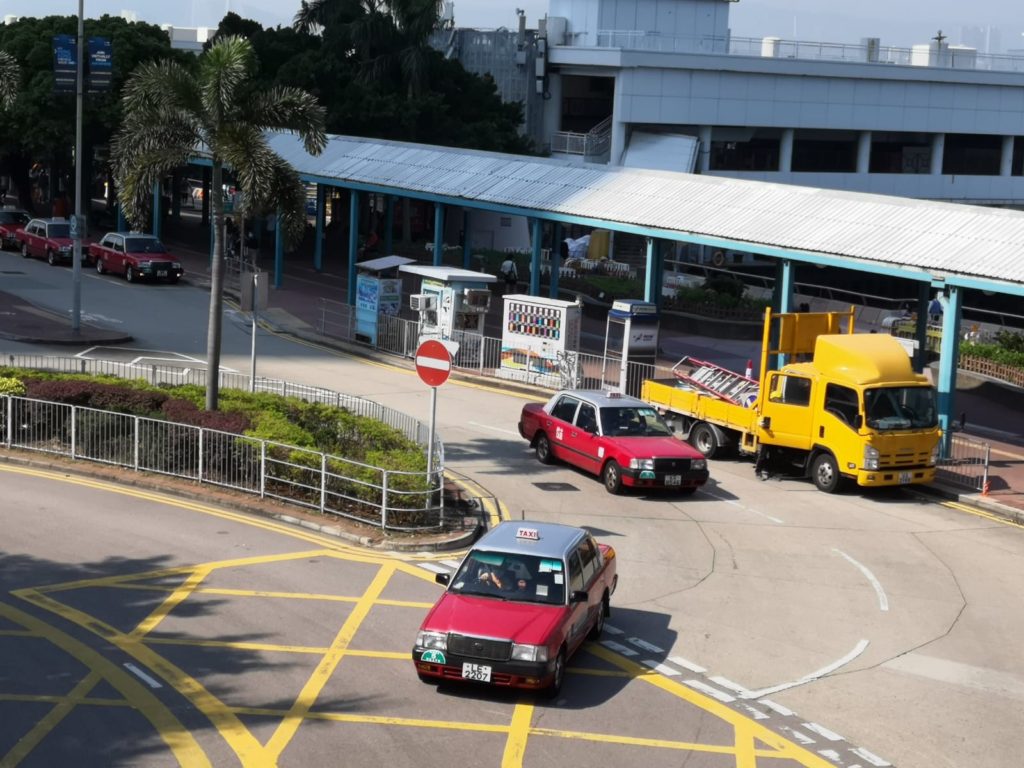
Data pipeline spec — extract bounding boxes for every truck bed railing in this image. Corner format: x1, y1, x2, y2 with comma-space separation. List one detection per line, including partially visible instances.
671, 356, 760, 406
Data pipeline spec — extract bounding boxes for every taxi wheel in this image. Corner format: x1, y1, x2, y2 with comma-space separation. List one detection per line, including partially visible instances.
21, 243, 29, 258
47, 250, 57, 266
95, 259, 105, 275
588, 593, 608, 640
125, 266, 135, 283
535, 433, 555, 465
602, 460, 622, 495
544, 649, 566, 699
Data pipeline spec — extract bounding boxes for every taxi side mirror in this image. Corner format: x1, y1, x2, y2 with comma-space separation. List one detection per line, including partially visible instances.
435, 572, 450, 586
570, 590, 589, 604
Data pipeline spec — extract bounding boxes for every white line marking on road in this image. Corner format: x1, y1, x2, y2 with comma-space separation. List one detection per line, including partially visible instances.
781, 726, 815, 745
850, 747, 892, 766
710, 676, 751, 695
699, 487, 785, 524
466, 421, 521, 436
683, 679, 735, 703
603, 624, 624, 635
668, 655, 706, 674
759, 699, 795, 717
124, 663, 162, 689
441, 559, 462, 569
628, 637, 664, 654
642, 660, 680, 676
741, 639, 870, 698
803, 722, 844, 741
601, 640, 638, 657
834, 548, 889, 611
417, 562, 449, 574
740, 704, 770, 720
817, 749, 841, 761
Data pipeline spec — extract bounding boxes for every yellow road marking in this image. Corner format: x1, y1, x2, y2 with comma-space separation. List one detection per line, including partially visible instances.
106, 583, 434, 608
0, 629, 35, 637
528, 726, 757, 755
734, 718, 758, 768
0, 693, 128, 707
501, 700, 534, 768
145, 636, 410, 660
129, 568, 210, 639
14, 589, 268, 767
990, 446, 1024, 460
265, 562, 396, 759
0, 601, 209, 767
232, 705, 512, 733
587, 644, 835, 768
941, 500, 1024, 528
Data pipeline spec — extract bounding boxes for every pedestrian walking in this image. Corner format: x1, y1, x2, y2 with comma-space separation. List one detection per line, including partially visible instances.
500, 255, 518, 295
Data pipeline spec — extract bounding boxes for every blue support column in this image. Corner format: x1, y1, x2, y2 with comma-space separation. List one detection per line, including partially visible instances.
772, 259, 795, 369
549, 222, 562, 299
116, 203, 127, 233
530, 218, 542, 296
151, 181, 162, 238
462, 209, 471, 269
274, 210, 284, 289
432, 202, 444, 266
913, 282, 931, 373
936, 286, 962, 455
384, 195, 395, 255
314, 185, 326, 271
347, 190, 360, 305
643, 238, 661, 305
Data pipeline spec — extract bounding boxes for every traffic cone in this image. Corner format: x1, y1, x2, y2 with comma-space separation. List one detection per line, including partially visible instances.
745, 359, 754, 379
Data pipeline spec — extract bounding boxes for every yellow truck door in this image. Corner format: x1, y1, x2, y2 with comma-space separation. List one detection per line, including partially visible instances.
758, 372, 814, 449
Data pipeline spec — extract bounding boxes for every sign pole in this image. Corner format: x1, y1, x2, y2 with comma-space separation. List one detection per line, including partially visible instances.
427, 385, 437, 477
249, 272, 258, 392
71, 0, 84, 333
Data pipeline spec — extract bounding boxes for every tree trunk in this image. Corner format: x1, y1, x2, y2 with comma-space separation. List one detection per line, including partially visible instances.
205, 160, 226, 411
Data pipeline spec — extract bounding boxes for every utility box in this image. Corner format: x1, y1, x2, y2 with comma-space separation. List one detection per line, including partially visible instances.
498, 294, 582, 388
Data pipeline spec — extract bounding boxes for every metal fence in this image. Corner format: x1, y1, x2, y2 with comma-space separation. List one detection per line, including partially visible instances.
936, 434, 991, 493
0, 359, 449, 532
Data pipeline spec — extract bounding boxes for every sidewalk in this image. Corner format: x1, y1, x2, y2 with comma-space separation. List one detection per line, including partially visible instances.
1, 216, 1022, 524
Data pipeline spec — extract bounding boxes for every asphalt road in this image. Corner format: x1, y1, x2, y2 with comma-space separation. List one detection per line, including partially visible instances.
3, 250, 1024, 767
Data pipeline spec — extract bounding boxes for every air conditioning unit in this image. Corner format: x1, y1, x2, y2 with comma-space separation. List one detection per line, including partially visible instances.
410, 293, 436, 312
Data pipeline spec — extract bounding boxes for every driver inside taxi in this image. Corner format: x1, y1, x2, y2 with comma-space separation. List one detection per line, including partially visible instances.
477, 564, 529, 594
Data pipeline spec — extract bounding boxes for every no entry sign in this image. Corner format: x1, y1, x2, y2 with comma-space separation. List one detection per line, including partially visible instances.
415, 340, 452, 388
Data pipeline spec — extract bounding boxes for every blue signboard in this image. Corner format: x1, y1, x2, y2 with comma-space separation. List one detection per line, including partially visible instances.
87, 37, 112, 92
52, 34, 77, 93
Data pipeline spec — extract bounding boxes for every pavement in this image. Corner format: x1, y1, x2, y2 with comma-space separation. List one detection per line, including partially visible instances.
1, 213, 1022, 528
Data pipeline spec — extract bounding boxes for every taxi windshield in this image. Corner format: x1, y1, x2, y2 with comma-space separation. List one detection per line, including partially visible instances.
864, 386, 937, 431
600, 406, 674, 437
449, 550, 566, 606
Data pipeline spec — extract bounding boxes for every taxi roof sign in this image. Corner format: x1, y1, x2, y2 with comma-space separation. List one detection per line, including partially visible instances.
515, 527, 540, 540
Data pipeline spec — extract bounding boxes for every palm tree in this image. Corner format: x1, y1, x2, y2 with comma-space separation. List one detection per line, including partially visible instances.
0, 50, 20, 109
111, 35, 326, 410
294, 0, 442, 97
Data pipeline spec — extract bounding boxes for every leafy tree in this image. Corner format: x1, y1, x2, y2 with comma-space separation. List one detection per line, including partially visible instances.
0, 49, 19, 108
111, 35, 326, 411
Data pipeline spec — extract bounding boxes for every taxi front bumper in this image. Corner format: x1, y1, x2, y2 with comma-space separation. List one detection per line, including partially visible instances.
621, 467, 709, 490
412, 648, 555, 689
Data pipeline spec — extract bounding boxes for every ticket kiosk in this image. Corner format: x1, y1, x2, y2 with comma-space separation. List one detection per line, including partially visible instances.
355, 255, 414, 345
603, 299, 659, 396
498, 295, 582, 388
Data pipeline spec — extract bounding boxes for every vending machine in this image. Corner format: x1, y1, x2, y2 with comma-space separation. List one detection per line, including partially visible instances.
354, 255, 414, 345
498, 294, 582, 389
603, 299, 659, 396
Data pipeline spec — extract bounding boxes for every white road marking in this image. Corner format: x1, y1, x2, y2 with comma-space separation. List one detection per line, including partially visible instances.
803, 722, 844, 741
642, 660, 680, 676
600, 640, 638, 657
466, 421, 522, 436
817, 749, 841, 761
833, 548, 889, 611
668, 655, 706, 674
124, 662, 162, 689
740, 704, 770, 720
698, 487, 785, 524
781, 726, 815, 745
850, 747, 892, 766
683, 679, 735, 703
710, 676, 751, 695
628, 637, 664, 654
441, 559, 462, 569
603, 624, 624, 635
417, 562, 449, 574
759, 699, 795, 717
741, 639, 870, 698
883, 653, 1024, 702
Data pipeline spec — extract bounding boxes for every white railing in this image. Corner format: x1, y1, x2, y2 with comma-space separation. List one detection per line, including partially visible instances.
936, 433, 991, 493
551, 115, 612, 159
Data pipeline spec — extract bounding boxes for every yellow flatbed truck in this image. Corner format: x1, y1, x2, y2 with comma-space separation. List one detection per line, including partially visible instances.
641, 308, 942, 493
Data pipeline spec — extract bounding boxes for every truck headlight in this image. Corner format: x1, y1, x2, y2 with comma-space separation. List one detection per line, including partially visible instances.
692, 459, 707, 471
863, 445, 879, 471
511, 643, 549, 663
415, 631, 447, 651
629, 458, 654, 470
929, 443, 940, 466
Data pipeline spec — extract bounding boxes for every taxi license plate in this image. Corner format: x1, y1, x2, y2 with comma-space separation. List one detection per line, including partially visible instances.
157, 270, 167, 277
665, 474, 681, 486
462, 663, 491, 682
899, 471, 913, 484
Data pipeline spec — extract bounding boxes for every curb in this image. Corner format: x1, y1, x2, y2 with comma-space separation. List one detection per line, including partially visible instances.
912, 481, 1024, 526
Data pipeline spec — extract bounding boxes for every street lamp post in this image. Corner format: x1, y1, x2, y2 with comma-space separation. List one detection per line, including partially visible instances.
71, 0, 84, 333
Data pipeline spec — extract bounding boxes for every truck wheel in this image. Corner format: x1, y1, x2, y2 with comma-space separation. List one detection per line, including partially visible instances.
535, 433, 555, 465
602, 460, 623, 494
689, 422, 719, 459
95, 258, 105, 275
811, 452, 842, 493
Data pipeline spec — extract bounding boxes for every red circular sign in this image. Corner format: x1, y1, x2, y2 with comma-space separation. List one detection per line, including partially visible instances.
415, 340, 452, 387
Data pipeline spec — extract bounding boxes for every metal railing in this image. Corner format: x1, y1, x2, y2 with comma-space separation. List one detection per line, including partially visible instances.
937, 434, 991, 492
0, 358, 449, 531
550, 116, 612, 159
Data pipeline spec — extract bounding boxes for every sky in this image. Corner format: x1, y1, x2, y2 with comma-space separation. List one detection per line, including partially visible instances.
2, 1, 1022, 52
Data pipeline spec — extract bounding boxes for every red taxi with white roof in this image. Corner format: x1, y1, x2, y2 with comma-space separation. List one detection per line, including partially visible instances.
15, 217, 79, 265
413, 521, 617, 697
519, 389, 709, 494
0, 208, 31, 250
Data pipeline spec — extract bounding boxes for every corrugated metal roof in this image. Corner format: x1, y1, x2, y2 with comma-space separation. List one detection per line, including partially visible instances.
268, 132, 1024, 292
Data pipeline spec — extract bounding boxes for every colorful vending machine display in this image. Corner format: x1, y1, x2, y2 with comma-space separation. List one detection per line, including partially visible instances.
499, 295, 582, 388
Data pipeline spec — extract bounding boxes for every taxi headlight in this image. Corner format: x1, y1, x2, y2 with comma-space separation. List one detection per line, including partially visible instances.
511, 643, 549, 663
415, 631, 447, 651
863, 445, 879, 471
692, 458, 707, 471
629, 458, 654, 470
172, 261, 182, 269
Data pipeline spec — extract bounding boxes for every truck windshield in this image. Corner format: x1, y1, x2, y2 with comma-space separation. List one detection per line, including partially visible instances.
864, 386, 937, 431
600, 406, 674, 437
448, 551, 567, 606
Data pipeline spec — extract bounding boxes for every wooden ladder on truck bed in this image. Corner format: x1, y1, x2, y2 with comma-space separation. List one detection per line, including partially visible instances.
672, 356, 760, 406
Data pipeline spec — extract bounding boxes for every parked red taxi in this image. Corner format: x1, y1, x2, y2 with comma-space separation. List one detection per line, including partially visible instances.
519, 389, 709, 494
89, 232, 183, 283
15, 217, 79, 265
413, 521, 617, 697
0, 207, 31, 250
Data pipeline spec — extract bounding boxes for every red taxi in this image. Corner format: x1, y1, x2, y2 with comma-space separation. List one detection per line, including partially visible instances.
413, 521, 617, 697
89, 232, 183, 284
519, 389, 709, 495
0, 208, 31, 250
15, 217, 79, 265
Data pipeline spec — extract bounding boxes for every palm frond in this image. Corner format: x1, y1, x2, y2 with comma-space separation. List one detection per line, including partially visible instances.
198, 36, 256, 125
243, 87, 327, 155
0, 49, 22, 109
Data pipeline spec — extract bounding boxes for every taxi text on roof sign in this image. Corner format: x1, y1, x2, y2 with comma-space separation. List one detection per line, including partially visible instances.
516, 527, 540, 540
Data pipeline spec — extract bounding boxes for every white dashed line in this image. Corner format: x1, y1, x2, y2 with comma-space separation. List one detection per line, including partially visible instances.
759, 699, 796, 717
642, 660, 680, 676
600, 640, 638, 656
803, 722, 845, 741
710, 676, 751, 695
466, 421, 521, 436
850, 747, 892, 766
833, 548, 889, 611
417, 562, 449, 574
740, 704, 770, 720
683, 679, 735, 703
817, 749, 841, 761
603, 624, 624, 635
781, 726, 815, 746
698, 487, 785, 524
628, 637, 664, 654
124, 663, 162, 689
440, 559, 462, 569
668, 655, 706, 674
